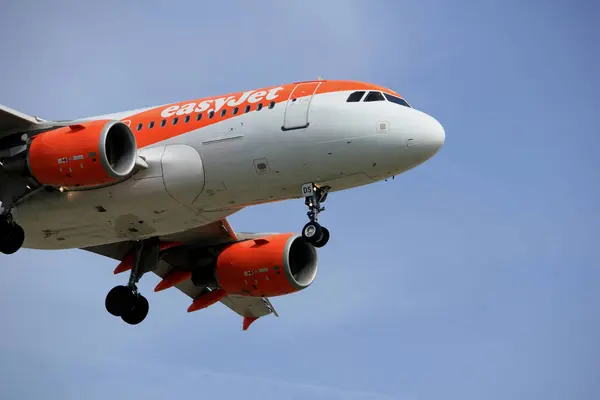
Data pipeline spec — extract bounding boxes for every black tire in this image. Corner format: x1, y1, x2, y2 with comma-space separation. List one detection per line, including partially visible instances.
302, 221, 322, 242
0, 223, 25, 255
0, 219, 9, 240
312, 227, 330, 248
105, 285, 136, 317
121, 295, 149, 325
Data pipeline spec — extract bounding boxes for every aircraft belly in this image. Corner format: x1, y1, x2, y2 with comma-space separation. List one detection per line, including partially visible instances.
17, 179, 211, 250
16, 145, 212, 250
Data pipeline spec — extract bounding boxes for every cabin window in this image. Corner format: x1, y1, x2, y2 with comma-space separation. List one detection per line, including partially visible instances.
364, 91, 385, 102
172, 117, 179, 125
257, 103, 263, 111
220, 109, 227, 117
148, 121, 155, 129
245, 105, 251, 113
196, 113, 202, 121
184, 115, 190, 123
137, 123, 143, 131
208, 111, 215, 119
268, 101, 275, 109
161, 119, 166, 127
233, 107, 239, 115
346, 91, 365, 102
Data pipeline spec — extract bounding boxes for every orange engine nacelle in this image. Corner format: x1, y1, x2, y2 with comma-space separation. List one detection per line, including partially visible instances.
215, 233, 318, 297
27, 120, 137, 188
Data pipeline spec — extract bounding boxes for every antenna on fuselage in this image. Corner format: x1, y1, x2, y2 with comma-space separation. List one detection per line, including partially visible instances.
317, 76, 323, 81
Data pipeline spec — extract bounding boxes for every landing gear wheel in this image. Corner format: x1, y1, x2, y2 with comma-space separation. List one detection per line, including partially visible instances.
105, 238, 159, 325
121, 295, 149, 325
302, 221, 322, 241
105, 285, 136, 317
301, 183, 331, 248
312, 227, 330, 248
0, 219, 25, 255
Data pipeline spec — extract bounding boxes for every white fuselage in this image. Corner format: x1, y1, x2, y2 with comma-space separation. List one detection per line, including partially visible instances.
15, 86, 445, 249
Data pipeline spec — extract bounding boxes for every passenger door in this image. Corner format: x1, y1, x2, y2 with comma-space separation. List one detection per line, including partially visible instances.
282, 82, 321, 131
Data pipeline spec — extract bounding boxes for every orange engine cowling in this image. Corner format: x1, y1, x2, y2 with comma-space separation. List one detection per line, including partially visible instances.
27, 119, 137, 188
215, 233, 318, 297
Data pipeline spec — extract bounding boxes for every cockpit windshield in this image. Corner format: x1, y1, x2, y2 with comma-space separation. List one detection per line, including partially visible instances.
364, 91, 385, 102
346, 91, 365, 102
346, 90, 412, 108
384, 93, 411, 108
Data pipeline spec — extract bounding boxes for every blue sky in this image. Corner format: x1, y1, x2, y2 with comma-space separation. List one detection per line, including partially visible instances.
0, 1, 598, 399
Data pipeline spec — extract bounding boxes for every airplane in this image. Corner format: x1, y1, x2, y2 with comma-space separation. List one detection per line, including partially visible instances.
0, 79, 445, 330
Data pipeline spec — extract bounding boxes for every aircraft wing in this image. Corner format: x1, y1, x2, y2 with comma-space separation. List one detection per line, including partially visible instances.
82, 218, 278, 329
0, 104, 63, 209
0, 104, 42, 137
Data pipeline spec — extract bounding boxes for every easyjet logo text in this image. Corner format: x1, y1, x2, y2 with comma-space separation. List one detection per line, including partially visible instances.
160, 86, 285, 118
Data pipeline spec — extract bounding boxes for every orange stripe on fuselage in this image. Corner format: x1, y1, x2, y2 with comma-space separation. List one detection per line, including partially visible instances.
115, 80, 402, 149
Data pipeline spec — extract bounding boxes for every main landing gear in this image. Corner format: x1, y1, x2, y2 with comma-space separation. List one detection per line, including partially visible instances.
0, 214, 25, 255
301, 183, 331, 248
105, 238, 159, 325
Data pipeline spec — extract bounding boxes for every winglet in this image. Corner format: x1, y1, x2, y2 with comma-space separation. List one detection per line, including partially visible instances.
243, 316, 259, 331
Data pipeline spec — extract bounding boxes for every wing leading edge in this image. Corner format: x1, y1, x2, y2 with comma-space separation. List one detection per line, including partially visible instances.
0, 104, 43, 136
83, 218, 278, 330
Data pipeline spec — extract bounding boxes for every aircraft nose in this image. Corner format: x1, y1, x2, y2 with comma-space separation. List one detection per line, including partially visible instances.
422, 113, 445, 154
402, 111, 445, 165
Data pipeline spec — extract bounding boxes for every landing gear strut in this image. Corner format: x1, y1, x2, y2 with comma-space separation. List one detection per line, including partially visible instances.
105, 238, 159, 325
301, 183, 330, 248
0, 214, 25, 255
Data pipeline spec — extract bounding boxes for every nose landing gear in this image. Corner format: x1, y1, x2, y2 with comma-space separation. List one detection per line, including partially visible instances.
105, 238, 159, 325
301, 183, 330, 248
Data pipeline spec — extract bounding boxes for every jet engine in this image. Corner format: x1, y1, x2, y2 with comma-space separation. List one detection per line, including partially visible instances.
193, 233, 318, 297
27, 119, 137, 188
